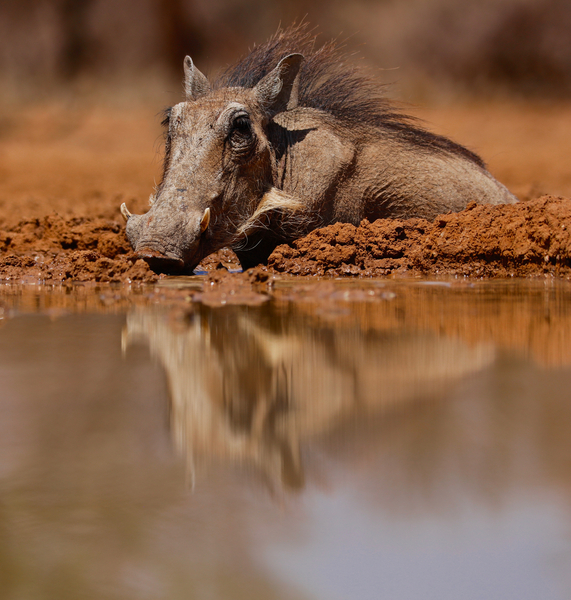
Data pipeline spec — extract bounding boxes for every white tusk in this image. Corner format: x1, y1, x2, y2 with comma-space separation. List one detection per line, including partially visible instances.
200, 207, 210, 233
120, 203, 132, 222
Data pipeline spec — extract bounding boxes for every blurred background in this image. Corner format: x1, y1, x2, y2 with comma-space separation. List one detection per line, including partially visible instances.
1, 0, 571, 227
2, 0, 571, 103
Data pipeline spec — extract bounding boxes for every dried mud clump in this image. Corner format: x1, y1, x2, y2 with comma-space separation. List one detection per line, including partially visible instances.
0, 215, 159, 283
268, 196, 571, 278
195, 247, 242, 272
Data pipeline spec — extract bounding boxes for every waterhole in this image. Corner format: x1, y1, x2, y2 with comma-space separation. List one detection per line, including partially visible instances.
1, 278, 570, 599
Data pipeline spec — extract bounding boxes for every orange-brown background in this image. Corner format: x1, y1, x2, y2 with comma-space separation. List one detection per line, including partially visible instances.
1, 0, 570, 227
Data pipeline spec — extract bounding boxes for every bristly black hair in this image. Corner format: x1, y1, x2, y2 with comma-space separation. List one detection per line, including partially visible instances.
214, 23, 485, 167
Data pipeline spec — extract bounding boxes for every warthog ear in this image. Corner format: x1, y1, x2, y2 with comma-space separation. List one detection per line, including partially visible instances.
254, 53, 304, 114
184, 56, 211, 100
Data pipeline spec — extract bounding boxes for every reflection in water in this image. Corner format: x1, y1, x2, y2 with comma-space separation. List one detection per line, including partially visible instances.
124, 300, 494, 492
1, 280, 571, 599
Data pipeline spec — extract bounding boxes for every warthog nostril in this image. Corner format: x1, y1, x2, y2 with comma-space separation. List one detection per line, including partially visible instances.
137, 247, 186, 274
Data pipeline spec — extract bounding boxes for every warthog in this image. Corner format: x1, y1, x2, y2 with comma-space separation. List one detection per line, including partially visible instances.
122, 26, 517, 272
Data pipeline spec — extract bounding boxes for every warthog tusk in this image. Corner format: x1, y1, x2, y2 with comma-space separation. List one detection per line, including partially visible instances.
200, 207, 210, 232
120, 203, 132, 222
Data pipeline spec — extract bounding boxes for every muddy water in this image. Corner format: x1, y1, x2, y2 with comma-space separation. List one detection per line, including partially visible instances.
1, 279, 571, 600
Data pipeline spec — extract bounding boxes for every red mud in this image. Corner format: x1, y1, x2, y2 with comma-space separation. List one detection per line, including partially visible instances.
0, 215, 159, 283
2, 196, 571, 284
268, 196, 571, 279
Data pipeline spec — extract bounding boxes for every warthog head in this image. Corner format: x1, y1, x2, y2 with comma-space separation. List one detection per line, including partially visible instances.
122, 53, 303, 273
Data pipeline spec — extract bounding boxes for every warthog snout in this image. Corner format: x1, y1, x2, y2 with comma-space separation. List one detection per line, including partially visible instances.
135, 248, 185, 273
122, 202, 211, 274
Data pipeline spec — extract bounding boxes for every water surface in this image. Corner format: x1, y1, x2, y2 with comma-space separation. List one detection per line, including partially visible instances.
1, 279, 571, 599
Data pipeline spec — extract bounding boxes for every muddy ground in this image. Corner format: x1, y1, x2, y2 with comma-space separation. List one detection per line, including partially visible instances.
1, 100, 571, 285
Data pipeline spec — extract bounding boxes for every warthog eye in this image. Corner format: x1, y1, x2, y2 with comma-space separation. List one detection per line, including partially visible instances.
233, 116, 251, 134
229, 115, 255, 155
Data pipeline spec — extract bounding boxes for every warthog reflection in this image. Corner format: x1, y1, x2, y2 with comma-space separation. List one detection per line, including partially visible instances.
124, 303, 494, 491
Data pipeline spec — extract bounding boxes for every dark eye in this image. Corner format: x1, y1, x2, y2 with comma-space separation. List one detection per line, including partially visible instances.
233, 116, 250, 132
230, 115, 253, 145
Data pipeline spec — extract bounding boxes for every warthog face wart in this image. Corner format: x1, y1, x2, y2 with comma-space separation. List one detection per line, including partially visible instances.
122, 26, 517, 273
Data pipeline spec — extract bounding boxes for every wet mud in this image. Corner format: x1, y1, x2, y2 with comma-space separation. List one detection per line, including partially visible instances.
269, 195, 571, 278
1, 195, 570, 283
0, 214, 158, 283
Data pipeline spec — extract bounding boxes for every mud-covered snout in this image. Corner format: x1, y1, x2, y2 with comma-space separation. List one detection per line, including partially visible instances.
122, 203, 210, 274
134, 245, 186, 273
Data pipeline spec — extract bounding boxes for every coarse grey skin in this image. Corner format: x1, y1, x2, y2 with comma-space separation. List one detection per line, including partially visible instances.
123, 35, 517, 273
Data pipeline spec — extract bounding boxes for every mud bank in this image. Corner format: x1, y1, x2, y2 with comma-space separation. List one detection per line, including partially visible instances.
0, 196, 570, 283
0, 215, 159, 283
269, 196, 571, 278
0, 214, 247, 283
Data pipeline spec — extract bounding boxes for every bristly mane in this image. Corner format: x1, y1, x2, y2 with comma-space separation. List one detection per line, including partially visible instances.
215, 23, 485, 168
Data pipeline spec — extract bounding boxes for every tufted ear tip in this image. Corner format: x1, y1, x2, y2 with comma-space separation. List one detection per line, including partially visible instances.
281, 53, 304, 70
254, 53, 304, 114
